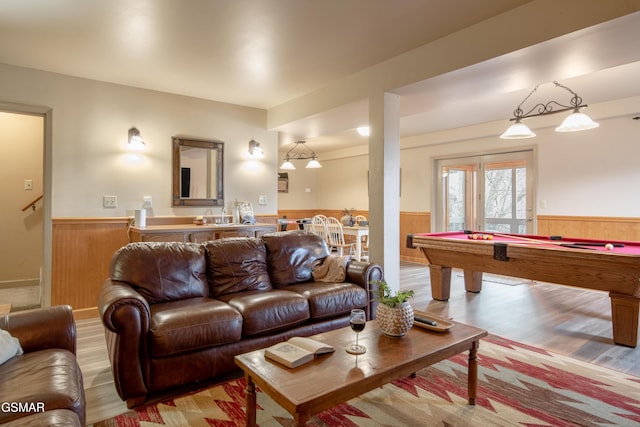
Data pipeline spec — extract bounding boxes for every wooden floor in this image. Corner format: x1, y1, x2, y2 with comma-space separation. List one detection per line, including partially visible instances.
77, 262, 640, 425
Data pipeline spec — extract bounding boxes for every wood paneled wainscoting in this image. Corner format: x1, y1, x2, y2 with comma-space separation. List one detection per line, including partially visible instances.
52, 215, 279, 319
52, 218, 130, 319
276, 210, 432, 264
52, 214, 638, 319
400, 212, 431, 263
537, 215, 640, 242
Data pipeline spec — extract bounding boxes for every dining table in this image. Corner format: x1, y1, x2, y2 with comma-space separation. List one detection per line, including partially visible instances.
341, 225, 369, 261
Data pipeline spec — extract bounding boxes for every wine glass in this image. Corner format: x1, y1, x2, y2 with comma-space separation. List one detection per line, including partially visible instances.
347, 309, 366, 354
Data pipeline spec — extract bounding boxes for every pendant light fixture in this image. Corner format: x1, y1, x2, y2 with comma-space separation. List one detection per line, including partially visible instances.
279, 141, 322, 169
500, 81, 599, 139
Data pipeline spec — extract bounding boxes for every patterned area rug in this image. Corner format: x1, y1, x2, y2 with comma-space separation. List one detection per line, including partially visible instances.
92, 335, 640, 427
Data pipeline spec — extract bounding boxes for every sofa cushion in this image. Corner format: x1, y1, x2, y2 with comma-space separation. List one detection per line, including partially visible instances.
203, 238, 272, 298
216, 289, 310, 336
0, 350, 85, 425
149, 297, 243, 357
284, 282, 368, 319
110, 242, 208, 304
263, 231, 329, 287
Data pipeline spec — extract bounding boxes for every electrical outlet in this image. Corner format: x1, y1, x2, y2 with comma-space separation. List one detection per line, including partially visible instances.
103, 195, 117, 208
258, 195, 267, 205
143, 196, 152, 208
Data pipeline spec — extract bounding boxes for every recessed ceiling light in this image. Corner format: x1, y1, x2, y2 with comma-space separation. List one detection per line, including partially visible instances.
357, 126, 370, 136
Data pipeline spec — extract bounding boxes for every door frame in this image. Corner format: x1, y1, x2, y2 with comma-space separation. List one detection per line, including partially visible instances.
0, 101, 53, 307
432, 145, 537, 233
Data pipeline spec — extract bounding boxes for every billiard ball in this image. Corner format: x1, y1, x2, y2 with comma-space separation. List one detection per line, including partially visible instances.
605, 243, 614, 250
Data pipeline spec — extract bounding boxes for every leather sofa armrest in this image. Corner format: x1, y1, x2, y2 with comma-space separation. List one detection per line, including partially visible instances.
98, 279, 150, 333
97, 279, 151, 406
345, 261, 384, 320
0, 305, 76, 354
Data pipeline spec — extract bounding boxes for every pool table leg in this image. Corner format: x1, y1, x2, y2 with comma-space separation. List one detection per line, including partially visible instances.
464, 270, 483, 293
609, 292, 639, 348
428, 265, 452, 300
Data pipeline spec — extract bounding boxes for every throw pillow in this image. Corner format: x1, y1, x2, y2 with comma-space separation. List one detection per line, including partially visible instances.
0, 329, 23, 365
312, 255, 351, 282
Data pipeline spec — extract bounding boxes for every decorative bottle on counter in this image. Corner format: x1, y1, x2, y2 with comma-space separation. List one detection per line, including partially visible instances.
232, 205, 239, 224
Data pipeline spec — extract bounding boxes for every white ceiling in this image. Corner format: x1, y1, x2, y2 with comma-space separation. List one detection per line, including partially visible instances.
1, 1, 639, 152
274, 11, 640, 151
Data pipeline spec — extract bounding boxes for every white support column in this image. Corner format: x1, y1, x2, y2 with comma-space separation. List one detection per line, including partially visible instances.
368, 91, 401, 292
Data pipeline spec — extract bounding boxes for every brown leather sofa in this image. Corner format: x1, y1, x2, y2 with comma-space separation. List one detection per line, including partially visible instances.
0, 305, 86, 427
98, 231, 383, 408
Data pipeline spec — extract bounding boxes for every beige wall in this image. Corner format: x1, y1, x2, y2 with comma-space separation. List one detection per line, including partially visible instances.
279, 95, 640, 225
276, 166, 318, 210
0, 64, 280, 306
278, 153, 370, 211
0, 63, 279, 219
0, 112, 43, 284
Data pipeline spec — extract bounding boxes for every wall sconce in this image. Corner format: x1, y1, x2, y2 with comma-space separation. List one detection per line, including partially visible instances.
500, 81, 599, 139
128, 127, 146, 151
248, 139, 264, 159
279, 140, 322, 170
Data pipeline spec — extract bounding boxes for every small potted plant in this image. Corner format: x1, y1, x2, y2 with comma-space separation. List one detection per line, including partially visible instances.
373, 280, 415, 337
341, 208, 355, 226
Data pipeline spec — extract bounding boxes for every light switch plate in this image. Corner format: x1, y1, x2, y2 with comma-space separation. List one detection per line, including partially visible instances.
258, 195, 267, 205
103, 195, 117, 208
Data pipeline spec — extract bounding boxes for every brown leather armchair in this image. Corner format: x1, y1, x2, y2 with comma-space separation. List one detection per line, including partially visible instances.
0, 305, 86, 426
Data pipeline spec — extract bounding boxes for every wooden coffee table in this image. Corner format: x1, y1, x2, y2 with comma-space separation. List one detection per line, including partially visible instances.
234, 319, 487, 426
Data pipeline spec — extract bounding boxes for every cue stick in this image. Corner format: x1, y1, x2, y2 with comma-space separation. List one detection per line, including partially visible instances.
465, 230, 557, 245
464, 230, 624, 248
560, 242, 624, 247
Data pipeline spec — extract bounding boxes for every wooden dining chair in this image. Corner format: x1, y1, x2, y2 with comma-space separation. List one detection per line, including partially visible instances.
325, 217, 355, 256
354, 215, 367, 224
310, 215, 328, 242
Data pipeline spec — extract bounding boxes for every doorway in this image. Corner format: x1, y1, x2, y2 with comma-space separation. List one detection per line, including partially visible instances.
434, 149, 535, 233
0, 108, 48, 310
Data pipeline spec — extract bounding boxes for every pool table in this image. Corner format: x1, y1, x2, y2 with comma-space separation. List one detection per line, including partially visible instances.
407, 231, 640, 347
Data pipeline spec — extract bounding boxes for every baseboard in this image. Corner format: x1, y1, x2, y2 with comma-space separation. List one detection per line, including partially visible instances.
0, 279, 39, 290
73, 307, 99, 320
